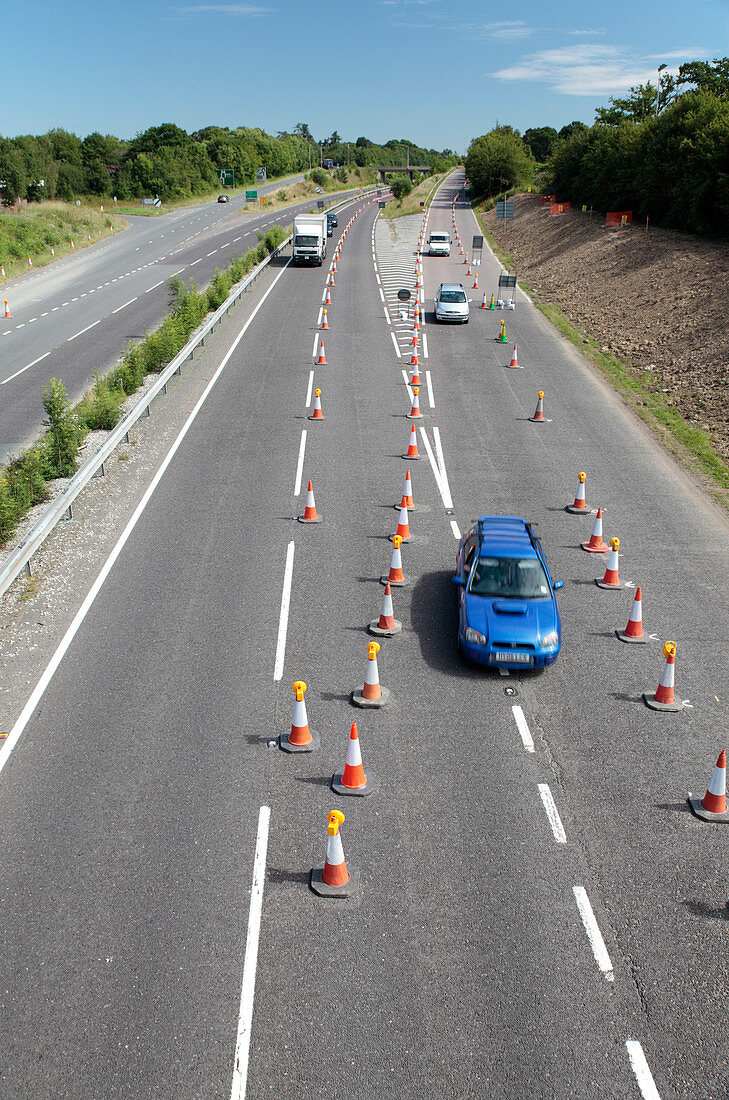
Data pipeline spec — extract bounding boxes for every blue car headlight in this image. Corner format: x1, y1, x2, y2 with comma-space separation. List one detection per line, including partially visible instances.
465, 627, 487, 646
539, 631, 559, 648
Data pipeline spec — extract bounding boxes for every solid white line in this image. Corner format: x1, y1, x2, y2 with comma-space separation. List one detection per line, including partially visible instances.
449, 519, 461, 540
511, 704, 535, 753
418, 427, 446, 501
273, 541, 295, 683
112, 298, 137, 314
625, 1041, 662, 1100
383, 307, 391, 325
422, 331, 429, 359
0, 257, 293, 783
229, 804, 271, 1100
432, 427, 453, 508
425, 369, 434, 409
305, 370, 314, 408
538, 784, 567, 843
146, 280, 165, 293
312, 332, 319, 359
390, 332, 400, 358
67, 318, 101, 341
2, 350, 51, 385
379, 288, 385, 302
294, 430, 307, 496
573, 886, 614, 981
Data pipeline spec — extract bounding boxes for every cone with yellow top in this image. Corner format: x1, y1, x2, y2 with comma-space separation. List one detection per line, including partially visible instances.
352, 641, 391, 708
308, 389, 325, 421
280, 680, 320, 752
595, 537, 621, 589
643, 641, 684, 712
310, 810, 360, 897
566, 471, 588, 513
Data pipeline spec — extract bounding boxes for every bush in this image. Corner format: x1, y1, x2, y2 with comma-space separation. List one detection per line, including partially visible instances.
42, 378, 81, 477
389, 174, 412, 201
309, 168, 327, 187
77, 373, 123, 431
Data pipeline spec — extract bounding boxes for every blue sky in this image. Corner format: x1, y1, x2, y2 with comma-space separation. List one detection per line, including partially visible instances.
5, 0, 726, 152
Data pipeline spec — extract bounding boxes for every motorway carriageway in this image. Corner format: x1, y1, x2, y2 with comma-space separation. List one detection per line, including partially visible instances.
0, 172, 728, 1097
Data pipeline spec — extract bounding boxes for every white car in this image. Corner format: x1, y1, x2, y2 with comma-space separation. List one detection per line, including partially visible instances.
434, 283, 470, 323
428, 232, 451, 256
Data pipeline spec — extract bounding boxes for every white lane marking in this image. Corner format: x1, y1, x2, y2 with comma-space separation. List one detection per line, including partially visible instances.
422, 331, 429, 359
233, 236, 241, 243
538, 784, 567, 843
384, 307, 391, 325
273, 541, 295, 683
67, 318, 101, 341
146, 280, 165, 293
573, 886, 614, 981
305, 370, 314, 408
317, 307, 323, 327
432, 428, 453, 508
0, 258, 292, 783
171, 268, 185, 277
425, 369, 434, 409
28, 317, 37, 323
379, 288, 385, 302
71, 297, 78, 302
294, 430, 307, 496
449, 519, 461, 540
51, 306, 59, 311
625, 1041, 662, 1100
190, 258, 202, 266
511, 704, 535, 753
390, 332, 400, 358
229, 804, 271, 1100
312, 332, 319, 359
112, 297, 137, 314
2, 350, 51, 385
16, 323, 25, 329
207, 249, 218, 257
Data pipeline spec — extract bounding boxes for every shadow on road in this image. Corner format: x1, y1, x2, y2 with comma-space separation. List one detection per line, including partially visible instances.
409, 568, 502, 682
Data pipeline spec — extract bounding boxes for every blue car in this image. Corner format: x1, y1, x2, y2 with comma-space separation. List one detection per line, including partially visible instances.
453, 516, 563, 669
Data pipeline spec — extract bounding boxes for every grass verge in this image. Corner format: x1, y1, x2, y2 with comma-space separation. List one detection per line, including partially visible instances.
380, 173, 448, 219
474, 205, 729, 511
0, 202, 118, 279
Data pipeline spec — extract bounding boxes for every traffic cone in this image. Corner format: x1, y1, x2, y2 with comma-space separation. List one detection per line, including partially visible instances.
616, 586, 647, 643
381, 534, 408, 586
317, 341, 327, 365
566, 471, 588, 513
321, 309, 329, 329
329, 271, 335, 287
352, 640, 391, 708
27, 256, 32, 267
473, 273, 479, 289
688, 751, 729, 821
596, 538, 621, 588
70, 239, 75, 249
410, 348, 419, 367
308, 388, 324, 421
411, 331, 418, 348
396, 468, 415, 511
464, 251, 469, 266
403, 423, 420, 460
332, 722, 376, 795
4, 299, 11, 319
529, 391, 545, 422
643, 641, 683, 711
369, 581, 402, 637
497, 320, 508, 343
50, 246, 55, 257
480, 292, 488, 309
488, 293, 495, 310
409, 366, 421, 386
325, 286, 331, 305
298, 479, 321, 523
310, 810, 359, 897
581, 507, 608, 552
280, 680, 320, 752
508, 343, 520, 369
407, 386, 422, 420
391, 504, 411, 542
467, 262, 472, 276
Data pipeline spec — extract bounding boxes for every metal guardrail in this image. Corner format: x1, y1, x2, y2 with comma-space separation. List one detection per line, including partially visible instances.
0, 187, 380, 599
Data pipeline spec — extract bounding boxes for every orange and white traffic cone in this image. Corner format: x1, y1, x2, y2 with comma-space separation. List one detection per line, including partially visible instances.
4, 300, 11, 319
530, 391, 545, 422
280, 680, 320, 752
596, 537, 621, 588
566, 471, 588, 513
410, 347, 419, 367
581, 507, 608, 552
369, 581, 402, 636
317, 340, 327, 365
27, 256, 32, 267
321, 309, 329, 329
381, 534, 408, 586
397, 468, 415, 511
325, 286, 332, 305
473, 273, 479, 289
480, 291, 489, 309
403, 423, 420, 460
688, 751, 729, 821
391, 504, 411, 542
298, 479, 321, 523
308, 388, 325, 421
644, 641, 684, 711
310, 810, 359, 897
407, 386, 422, 419
329, 271, 335, 287
508, 343, 520, 369
332, 722, 375, 795
352, 640, 391, 708
616, 586, 647, 643
70, 240, 75, 249
409, 365, 421, 385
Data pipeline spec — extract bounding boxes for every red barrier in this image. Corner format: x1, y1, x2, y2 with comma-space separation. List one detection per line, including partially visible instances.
605, 210, 633, 226
549, 202, 571, 214
539, 194, 556, 205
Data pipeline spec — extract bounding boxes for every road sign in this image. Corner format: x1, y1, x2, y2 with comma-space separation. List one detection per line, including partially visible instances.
245, 191, 258, 200
397, 289, 411, 301
378, 200, 386, 209
317, 200, 325, 210
472, 235, 484, 250
495, 201, 514, 219
217, 168, 234, 187
256, 167, 267, 182
498, 274, 517, 288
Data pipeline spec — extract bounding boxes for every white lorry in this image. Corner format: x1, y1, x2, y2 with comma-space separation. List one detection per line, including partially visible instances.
292, 213, 327, 265
428, 231, 451, 256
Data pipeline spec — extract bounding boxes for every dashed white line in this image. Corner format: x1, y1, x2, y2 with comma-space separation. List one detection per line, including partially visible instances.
425, 369, 434, 409
390, 332, 401, 358
312, 332, 319, 359
207, 249, 218, 257
229, 804, 271, 1100
190, 258, 202, 266
422, 331, 429, 359
294, 430, 307, 496
2, 350, 51, 385
511, 704, 535, 753
625, 1041, 662, 1100
112, 298, 137, 314
305, 370, 314, 408
537, 784, 567, 843
449, 519, 461, 540
573, 886, 614, 981
273, 541, 296, 683
384, 307, 391, 325
146, 280, 165, 293
67, 318, 101, 341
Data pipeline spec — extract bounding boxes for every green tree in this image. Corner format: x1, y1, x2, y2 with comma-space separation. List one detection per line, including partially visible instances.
465, 129, 535, 197
677, 57, 729, 98
388, 174, 412, 200
523, 126, 559, 161
42, 378, 80, 477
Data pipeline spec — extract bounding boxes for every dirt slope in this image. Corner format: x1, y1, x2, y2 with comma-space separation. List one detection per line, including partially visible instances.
482, 194, 729, 460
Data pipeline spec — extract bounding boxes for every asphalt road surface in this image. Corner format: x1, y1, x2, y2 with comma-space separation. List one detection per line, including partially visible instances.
0, 171, 728, 1099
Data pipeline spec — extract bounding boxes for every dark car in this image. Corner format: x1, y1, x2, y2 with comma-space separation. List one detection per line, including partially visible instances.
453, 516, 563, 669
327, 212, 338, 227
217, 194, 230, 203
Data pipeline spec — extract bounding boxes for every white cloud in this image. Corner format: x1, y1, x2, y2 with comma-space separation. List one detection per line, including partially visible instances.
492, 44, 704, 96
172, 3, 271, 15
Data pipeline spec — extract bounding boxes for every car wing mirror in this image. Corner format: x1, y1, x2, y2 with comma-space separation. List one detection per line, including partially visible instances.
452, 575, 465, 587
553, 581, 564, 590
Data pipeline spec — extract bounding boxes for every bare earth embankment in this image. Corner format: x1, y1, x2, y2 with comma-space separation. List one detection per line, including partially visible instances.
481, 194, 729, 468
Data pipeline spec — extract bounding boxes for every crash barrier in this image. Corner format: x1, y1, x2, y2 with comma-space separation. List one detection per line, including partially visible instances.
539, 194, 556, 205
606, 210, 633, 226
549, 202, 572, 214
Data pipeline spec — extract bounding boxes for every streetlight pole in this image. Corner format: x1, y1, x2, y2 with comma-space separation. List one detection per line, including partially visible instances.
657, 63, 667, 115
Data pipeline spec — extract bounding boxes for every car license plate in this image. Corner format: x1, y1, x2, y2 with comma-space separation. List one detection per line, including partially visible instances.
495, 651, 532, 664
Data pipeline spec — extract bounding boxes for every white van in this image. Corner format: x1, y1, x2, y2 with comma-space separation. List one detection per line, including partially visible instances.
428, 232, 451, 256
